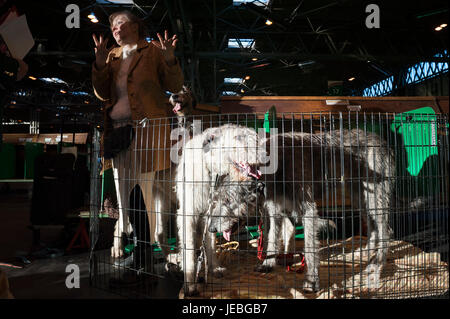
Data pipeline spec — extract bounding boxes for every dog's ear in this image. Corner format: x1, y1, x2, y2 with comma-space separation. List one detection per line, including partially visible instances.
183, 85, 197, 108
202, 133, 215, 153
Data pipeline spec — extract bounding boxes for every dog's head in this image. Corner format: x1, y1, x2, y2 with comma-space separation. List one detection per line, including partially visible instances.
169, 85, 197, 117
208, 177, 265, 241
201, 124, 267, 178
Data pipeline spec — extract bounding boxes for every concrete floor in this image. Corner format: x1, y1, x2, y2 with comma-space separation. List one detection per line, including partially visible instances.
0, 190, 181, 299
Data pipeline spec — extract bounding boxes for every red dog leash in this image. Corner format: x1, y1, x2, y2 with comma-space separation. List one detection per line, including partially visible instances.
257, 219, 305, 273
257, 219, 266, 261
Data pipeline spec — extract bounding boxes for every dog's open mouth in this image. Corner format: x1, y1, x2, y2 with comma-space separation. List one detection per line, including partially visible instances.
172, 102, 182, 113
222, 222, 240, 242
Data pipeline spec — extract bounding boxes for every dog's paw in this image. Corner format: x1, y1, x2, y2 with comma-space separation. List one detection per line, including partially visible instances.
111, 241, 123, 258
212, 266, 227, 278
302, 278, 320, 293
254, 263, 273, 273
255, 258, 276, 273
365, 264, 381, 289
183, 283, 200, 297
165, 262, 180, 273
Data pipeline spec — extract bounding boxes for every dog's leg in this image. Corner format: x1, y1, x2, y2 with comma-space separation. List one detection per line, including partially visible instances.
302, 201, 321, 292
364, 180, 391, 289
111, 150, 133, 258
155, 199, 169, 258
140, 171, 158, 255
205, 230, 226, 278
176, 183, 199, 296
255, 200, 282, 272
281, 216, 296, 254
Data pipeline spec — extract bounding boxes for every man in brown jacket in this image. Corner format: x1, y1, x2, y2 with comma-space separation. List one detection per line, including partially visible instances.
92, 10, 184, 263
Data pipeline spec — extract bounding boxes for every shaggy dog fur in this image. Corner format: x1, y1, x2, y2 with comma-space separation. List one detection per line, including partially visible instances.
174, 124, 265, 296
206, 128, 394, 292
151, 167, 178, 259
260, 129, 394, 291
207, 175, 265, 239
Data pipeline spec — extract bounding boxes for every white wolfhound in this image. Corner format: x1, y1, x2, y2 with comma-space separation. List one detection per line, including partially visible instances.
174, 123, 265, 295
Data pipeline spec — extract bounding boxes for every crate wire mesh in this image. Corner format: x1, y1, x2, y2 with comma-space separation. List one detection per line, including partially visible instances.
89, 111, 449, 299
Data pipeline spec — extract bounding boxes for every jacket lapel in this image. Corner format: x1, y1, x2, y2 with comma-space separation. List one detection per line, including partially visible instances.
128, 39, 148, 74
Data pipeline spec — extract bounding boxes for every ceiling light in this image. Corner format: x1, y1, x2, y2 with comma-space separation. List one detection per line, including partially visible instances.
440, 23, 447, 28
28, 76, 37, 80
60, 89, 67, 94
88, 13, 96, 20
252, 57, 258, 61
240, 89, 245, 93
244, 75, 251, 80
435, 26, 443, 31
298, 60, 316, 68
91, 18, 99, 23
251, 62, 270, 68
348, 77, 356, 81
265, 19, 273, 26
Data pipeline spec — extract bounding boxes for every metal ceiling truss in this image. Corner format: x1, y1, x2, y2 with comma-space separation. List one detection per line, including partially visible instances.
22, 0, 449, 108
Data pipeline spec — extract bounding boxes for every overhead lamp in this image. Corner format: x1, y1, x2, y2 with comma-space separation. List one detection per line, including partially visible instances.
91, 18, 99, 23
244, 75, 251, 80
88, 13, 96, 20
28, 76, 37, 80
434, 23, 447, 31
251, 57, 258, 61
265, 19, 273, 26
60, 89, 67, 94
348, 77, 356, 81
240, 89, 245, 93
251, 62, 270, 68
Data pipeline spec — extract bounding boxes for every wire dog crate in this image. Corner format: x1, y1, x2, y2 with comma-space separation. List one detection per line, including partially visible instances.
89, 110, 449, 299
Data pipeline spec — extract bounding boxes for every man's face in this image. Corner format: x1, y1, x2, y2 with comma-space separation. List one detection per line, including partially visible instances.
111, 14, 138, 46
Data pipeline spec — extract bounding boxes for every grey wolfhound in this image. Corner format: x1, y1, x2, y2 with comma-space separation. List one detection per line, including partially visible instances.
207, 128, 395, 292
